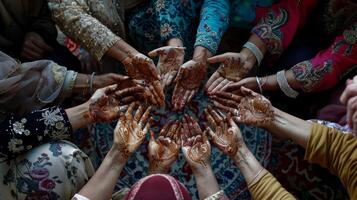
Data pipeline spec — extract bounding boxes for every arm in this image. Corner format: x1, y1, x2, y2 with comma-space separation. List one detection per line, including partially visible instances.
194, 0, 230, 55
47, 0, 122, 61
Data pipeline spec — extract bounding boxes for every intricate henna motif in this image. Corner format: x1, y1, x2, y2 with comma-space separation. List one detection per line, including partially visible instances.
216, 56, 247, 82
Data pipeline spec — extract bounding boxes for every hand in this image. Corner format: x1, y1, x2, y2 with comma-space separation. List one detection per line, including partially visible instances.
88, 84, 144, 122
212, 87, 274, 127
123, 53, 165, 107
205, 52, 255, 94
148, 121, 181, 174
20, 32, 54, 60
148, 46, 185, 88
78, 48, 101, 73
113, 102, 151, 160
181, 115, 211, 171
205, 109, 244, 158
172, 60, 206, 110
340, 76, 357, 136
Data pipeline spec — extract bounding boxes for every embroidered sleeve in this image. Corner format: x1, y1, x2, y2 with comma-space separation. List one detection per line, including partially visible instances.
251, 0, 316, 57
47, 0, 121, 60
204, 190, 229, 200
194, 0, 230, 55
0, 107, 72, 160
291, 23, 357, 92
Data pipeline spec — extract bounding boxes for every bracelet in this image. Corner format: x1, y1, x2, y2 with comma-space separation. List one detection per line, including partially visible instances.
256, 76, 263, 94
89, 72, 96, 95
243, 42, 264, 66
247, 168, 264, 186
276, 70, 299, 98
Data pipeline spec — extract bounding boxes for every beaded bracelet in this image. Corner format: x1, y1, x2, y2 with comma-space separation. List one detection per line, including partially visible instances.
276, 70, 299, 98
243, 42, 264, 66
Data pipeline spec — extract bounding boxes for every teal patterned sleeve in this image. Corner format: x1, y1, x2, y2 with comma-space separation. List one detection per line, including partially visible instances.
194, 0, 230, 55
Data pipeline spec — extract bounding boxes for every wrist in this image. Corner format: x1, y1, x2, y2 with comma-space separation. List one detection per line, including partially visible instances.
73, 73, 90, 95
107, 147, 128, 169
66, 101, 93, 130
191, 163, 213, 178
240, 48, 257, 69
193, 46, 212, 63
113, 40, 139, 63
167, 38, 183, 47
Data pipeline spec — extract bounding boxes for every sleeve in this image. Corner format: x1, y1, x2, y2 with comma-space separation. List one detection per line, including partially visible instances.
291, 23, 357, 92
0, 107, 73, 161
248, 171, 296, 200
251, 0, 317, 56
194, 0, 230, 55
29, 2, 58, 44
0, 51, 77, 114
47, 0, 121, 60
305, 123, 357, 199
72, 194, 90, 200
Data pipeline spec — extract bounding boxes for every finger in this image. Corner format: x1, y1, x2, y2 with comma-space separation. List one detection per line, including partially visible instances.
207, 105, 224, 123
139, 106, 152, 127
207, 77, 224, 94
240, 86, 256, 97
174, 67, 184, 83
25, 41, 45, 55
211, 79, 231, 93
187, 90, 196, 104
205, 109, 218, 127
205, 126, 215, 139
173, 123, 182, 143
224, 82, 243, 93
104, 84, 119, 94
143, 123, 151, 135
228, 114, 239, 129
211, 95, 237, 109
134, 105, 145, 122
212, 100, 237, 114
340, 84, 357, 105
160, 121, 172, 137
125, 102, 137, 119
167, 121, 179, 138
148, 47, 165, 57
22, 48, 42, 59
352, 111, 357, 137
114, 86, 144, 99
213, 91, 242, 103
120, 96, 136, 105
207, 54, 230, 64
205, 72, 221, 92
152, 80, 165, 106
220, 81, 234, 91
347, 97, 357, 127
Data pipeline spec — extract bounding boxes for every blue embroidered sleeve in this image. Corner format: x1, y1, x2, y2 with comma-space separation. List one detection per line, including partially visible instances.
0, 107, 72, 160
194, 0, 230, 54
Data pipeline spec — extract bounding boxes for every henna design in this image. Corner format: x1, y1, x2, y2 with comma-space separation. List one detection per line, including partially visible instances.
216, 56, 248, 82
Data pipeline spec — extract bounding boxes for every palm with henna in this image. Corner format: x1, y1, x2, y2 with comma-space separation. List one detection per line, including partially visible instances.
181, 115, 211, 170
205, 107, 240, 158
114, 102, 152, 160
148, 121, 181, 174
212, 87, 274, 127
148, 46, 185, 88
122, 53, 165, 107
88, 84, 145, 123
172, 60, 207, 111
205, 53, 256, 94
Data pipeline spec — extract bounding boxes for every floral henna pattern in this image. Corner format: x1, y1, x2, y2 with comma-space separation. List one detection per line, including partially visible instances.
114, 103, 151, 160
181, 115, 211, 169
216, 56, 247, 82
148, 121, 181, 173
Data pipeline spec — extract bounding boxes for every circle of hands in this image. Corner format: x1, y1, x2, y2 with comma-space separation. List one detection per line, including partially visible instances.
86, 47, 275, 173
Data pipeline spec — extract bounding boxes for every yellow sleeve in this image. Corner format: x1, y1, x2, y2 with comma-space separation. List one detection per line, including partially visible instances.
248, 171, 296, 200
305, 123, 357, 199
47, 0, 121, 60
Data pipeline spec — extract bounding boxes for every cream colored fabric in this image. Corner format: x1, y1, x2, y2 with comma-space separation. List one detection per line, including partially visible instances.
47, 0, 129, 60
305, 123, 357, 200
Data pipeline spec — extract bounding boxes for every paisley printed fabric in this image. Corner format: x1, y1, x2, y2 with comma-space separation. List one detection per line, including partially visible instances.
0, 107, 73, 161
0, 141, 94, 200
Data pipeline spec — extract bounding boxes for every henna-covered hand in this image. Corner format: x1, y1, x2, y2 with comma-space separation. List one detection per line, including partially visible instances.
181, 115, 211, 171
148, 121, 181, 174
88, 84, 145, 122
122, 53, 165, 107
212, 87, 274, 127
148, 46, 185, 88
172, 60, 207, 111
113, 102, 151, 160
205, 107, 242, 158
206, 53, 255, 94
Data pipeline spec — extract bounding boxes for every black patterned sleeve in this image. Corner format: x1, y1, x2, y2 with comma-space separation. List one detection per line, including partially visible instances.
0, 107, 73, 160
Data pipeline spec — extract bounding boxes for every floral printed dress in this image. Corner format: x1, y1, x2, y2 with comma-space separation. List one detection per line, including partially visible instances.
0, 107, 94, 200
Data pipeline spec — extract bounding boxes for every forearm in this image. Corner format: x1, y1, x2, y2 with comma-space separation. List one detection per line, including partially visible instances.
193, 46, 213, 63
65, 102, 93, 131
106, 40, 139, 63
264, 107, 312, 148
77, 148, 126, 200
192, 166, 220, 199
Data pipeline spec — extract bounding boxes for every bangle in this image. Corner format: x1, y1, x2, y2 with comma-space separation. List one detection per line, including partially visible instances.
256, 76, 263, 94
89, 72, 96, 95
276, 70, 299, 98
243, 42, 264, 66
247, 168, 264, 186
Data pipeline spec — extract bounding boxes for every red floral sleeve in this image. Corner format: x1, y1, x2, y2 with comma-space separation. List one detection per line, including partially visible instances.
251, 0, 317, 56
291, 23, 357, 92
